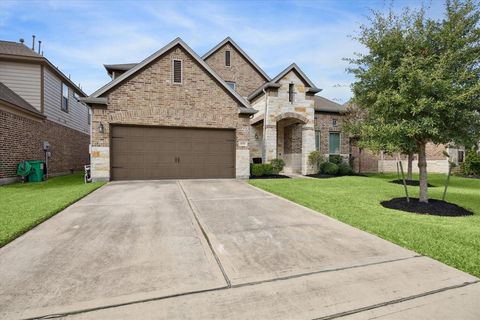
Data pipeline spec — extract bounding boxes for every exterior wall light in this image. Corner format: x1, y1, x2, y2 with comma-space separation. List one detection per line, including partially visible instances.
98, 122, 104, 133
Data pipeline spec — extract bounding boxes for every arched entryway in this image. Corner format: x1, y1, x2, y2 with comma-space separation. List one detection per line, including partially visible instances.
275, 113, 308, 174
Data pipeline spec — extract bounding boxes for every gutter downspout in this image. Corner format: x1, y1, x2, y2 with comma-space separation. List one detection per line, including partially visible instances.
262, 88, 268, 163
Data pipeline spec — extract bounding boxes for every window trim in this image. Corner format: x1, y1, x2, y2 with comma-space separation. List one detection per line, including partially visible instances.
328, 131, 341, 155
226, 81, 236, 90
172, 59, 183, 84
225, 50, 231, 67
288, 83, 295, 103
61, 82, 69, 113
315, 130, 321, 151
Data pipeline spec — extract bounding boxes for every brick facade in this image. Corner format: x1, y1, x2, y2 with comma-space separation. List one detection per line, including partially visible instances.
314, 112, 350, 157
91, 44, 251, 180
204, 43, 267, 97
0, 109, 89, 181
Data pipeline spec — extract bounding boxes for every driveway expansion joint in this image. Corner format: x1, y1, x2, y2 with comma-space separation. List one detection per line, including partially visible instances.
177, 180, 232, 288
312, 280, 480, 320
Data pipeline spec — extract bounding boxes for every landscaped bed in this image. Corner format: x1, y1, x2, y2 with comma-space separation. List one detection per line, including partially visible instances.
249, 173, 480, 277
0, 173, 105, 247
390, 179, 436, 187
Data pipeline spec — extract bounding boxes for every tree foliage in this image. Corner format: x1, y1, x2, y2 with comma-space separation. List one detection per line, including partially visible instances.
347, 0, 480, 202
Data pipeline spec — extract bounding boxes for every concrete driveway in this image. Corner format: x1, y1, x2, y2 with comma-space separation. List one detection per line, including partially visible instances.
0, 180, 478, 320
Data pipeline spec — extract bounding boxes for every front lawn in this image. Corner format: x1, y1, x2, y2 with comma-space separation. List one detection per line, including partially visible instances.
250, 173, 480, 277
0, 173, 105, 247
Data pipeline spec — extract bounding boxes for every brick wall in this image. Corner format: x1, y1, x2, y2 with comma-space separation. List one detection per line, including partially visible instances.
0, 109, 90, 180
91, 44, 251, 180
204, 43, 267, 97
314, 112, 350, 156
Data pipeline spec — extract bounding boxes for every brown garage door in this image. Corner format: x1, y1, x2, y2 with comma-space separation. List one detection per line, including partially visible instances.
111, 126, 235, 180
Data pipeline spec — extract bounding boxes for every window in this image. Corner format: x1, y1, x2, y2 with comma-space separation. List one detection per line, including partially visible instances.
315, 130, 321, 151
225, 50, 231, 66
61, 83, 69, 112
288, 83, 295, 103
226, 81, 236, 90
73, 92, 80, 101
332, 118, 337, 127
172, 59, 182, 84
329, 132, 340, 154
458, 150, 464, 163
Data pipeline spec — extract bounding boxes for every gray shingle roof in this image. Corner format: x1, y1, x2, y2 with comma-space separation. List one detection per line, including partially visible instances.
0, 41, 43, 58
314, 96, 347, 113
0, 82, 45, 117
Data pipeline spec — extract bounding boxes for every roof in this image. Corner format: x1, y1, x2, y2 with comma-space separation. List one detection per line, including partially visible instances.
248, 63, 322, 101
0, 40, 43, 58
0, 40, 87, 97
0, 82, 45, 118
104, 63, 137, 73
314, 95, 347, 113
202, 37, 271, 81
89, 37, 256, 114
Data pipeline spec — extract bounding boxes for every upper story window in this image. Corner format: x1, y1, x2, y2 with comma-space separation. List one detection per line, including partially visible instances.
225, 50, 231, 66
172, 59, 183, 84
226, 81, 236, 90
332, 118, 337, 127
73, 92, 80, 101
61, 83, 69, 112
288, 83, 295, 103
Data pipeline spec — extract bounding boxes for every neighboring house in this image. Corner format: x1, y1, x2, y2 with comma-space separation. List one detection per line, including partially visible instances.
0, 40, 90, 184
83, 37, 458, 181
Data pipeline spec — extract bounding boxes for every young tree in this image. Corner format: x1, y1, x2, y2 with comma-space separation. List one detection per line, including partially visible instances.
348, 0, 480, 203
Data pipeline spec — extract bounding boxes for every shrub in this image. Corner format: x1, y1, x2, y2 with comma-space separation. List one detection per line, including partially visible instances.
320, 162, 338, 175
308, 151, 325, 173
263, 163, 274, 175
250, 163, 274, 177
329, 154, 343, 165
270, 158, 285, 174
460, 150, 480, 176
338, 163, 353, 176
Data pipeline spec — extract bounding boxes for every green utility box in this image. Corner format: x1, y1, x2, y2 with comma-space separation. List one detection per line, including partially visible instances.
26, 160, 45, 182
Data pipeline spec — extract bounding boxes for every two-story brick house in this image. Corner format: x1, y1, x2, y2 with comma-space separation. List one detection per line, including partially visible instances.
0, 40, 90, 184
84, 37, 352, 180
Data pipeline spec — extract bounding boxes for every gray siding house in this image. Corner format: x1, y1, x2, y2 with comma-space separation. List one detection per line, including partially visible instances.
0, 40, 90, 184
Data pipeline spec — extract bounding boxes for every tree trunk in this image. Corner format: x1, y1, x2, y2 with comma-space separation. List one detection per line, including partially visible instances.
407, 152, 413, 181
418, 142, 428, 203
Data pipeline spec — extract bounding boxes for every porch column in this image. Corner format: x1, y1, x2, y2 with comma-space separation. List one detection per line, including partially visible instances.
301, 125, 315, 175
264, 124, 277, 162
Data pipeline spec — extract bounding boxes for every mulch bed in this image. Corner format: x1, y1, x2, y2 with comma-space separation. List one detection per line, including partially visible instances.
381, 197, 473, 217
390, 179, 436, 187
306, 174, 337, 179
249, 174, 291, 179
306, 173, 366, 179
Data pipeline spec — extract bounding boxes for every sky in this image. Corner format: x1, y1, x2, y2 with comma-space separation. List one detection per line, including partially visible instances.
0, 0, 445, 103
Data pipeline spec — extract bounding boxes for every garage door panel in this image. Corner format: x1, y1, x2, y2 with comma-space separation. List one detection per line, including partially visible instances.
111, 126, 235, 180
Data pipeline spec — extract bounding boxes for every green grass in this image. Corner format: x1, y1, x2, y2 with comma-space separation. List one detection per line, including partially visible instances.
0, 173, 105, 247
250, 173, 480, 277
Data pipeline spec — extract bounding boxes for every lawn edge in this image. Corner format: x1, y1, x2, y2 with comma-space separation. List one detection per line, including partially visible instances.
0, 181, 106, 248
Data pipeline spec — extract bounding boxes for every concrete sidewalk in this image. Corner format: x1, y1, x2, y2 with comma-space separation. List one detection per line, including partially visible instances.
0, 180, 478, 319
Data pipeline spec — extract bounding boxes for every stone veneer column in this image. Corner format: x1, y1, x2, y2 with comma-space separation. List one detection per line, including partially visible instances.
264, 125, 277, 162
91, 146, 110, 182
301, 125, 315, 175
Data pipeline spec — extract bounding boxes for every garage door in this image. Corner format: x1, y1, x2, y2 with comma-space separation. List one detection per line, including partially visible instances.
111, 126, 235, 180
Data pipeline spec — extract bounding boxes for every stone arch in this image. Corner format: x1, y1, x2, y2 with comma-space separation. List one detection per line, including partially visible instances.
274, 112, 308, 124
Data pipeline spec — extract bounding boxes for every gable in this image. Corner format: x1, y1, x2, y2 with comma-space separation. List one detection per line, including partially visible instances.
90, 38, 253, 113
105, 45, 242, 119
203, 40, 269, 97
